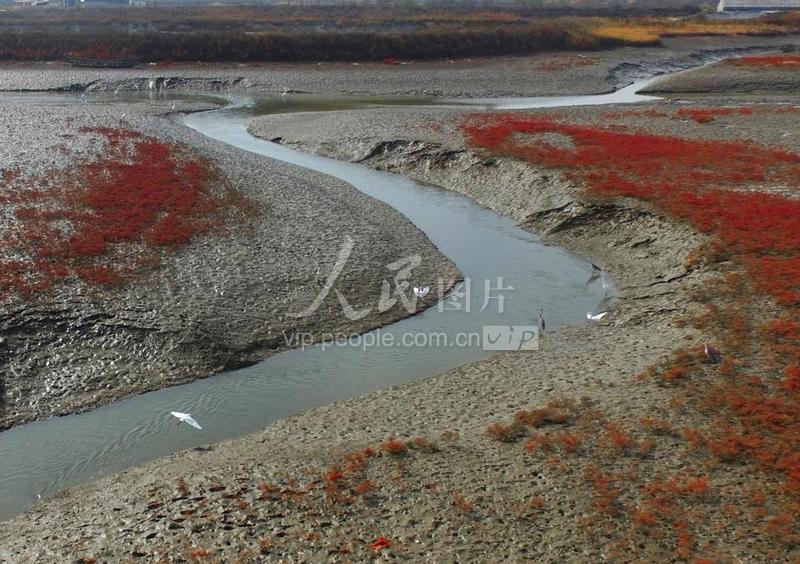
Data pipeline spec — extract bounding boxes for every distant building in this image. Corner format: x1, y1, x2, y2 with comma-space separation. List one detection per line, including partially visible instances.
717, 0, 800, 12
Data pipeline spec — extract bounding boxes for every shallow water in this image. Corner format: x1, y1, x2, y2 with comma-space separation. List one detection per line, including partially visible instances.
0, 75, 666, 521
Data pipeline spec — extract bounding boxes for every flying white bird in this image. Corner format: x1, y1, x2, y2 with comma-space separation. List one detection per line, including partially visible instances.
413, 286, 430, 298
170, 411, 202, 430
587, 311, 608, 322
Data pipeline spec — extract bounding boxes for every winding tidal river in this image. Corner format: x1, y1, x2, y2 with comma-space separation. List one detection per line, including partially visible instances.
0, 74, 669, 521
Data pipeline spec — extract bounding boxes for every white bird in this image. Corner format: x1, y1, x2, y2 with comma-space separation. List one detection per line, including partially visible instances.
171, 102, 176, 111
281, 87, 288, 98
538, 308, 546, 334
413, 286, 430, 298
601, 273, 611, 297
587, 311, 608, 322
170, 411, 202, 430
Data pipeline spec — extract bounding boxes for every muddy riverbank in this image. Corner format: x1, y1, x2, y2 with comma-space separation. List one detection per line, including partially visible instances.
0, 99, 457, 431
0, 35, 796, 97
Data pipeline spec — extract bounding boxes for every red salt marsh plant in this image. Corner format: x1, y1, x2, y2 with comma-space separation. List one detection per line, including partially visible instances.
731, 54, 800, 69
369, 536, 391, 553
0, 127, 253, 298
381, 437, 408, 455
672, 106, 754, 124
462, 113, 800, 555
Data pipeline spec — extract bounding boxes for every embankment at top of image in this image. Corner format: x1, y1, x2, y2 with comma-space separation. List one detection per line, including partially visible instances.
1, 9, 799, 64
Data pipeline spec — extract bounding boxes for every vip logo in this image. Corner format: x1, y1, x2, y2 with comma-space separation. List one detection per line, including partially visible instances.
482, 326, 539, 351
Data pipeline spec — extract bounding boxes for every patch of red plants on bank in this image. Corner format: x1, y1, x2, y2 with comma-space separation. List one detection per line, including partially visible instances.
461, 114, 800, 322
0, 127, 253, 298
600, 105, 798, 125
462, 113, 800, 556
731, 54, 800, 69
673, 106, 754, 123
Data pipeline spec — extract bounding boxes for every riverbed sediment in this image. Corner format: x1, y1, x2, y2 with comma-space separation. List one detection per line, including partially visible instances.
0, 99, 458, 431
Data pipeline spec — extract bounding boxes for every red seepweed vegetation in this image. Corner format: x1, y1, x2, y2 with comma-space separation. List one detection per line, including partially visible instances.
0, 127, 253, 298
380, 437, 408, 455
672, 106, 754, 124
732, 54, 800, 69
462, 112, 800, 556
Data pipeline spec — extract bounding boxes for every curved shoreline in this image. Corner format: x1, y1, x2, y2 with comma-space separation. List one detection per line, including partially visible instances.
0, 97, 459, 434
0, 80, 703, 564
0, 103, 701, 562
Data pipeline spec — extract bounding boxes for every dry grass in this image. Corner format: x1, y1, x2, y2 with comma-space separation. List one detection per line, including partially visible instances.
591, 16, 797, 45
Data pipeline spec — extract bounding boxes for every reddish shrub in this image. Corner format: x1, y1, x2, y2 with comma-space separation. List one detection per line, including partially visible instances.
605, 423, 635, 451
381, 437, 407, 455
673, 107, 754, 124
369, 536, 391, 553
486, 421, 526, 443
633, 508, 657, 527
324, 466, 345, 483
683, 428, 704, 449
683, 477, 709, 494
452, 492, 475, 512
353, 480, 375, 495
784, 365, 800, 391
525, 432, 552, 453
640, 417, 673, 435
557, 432, 583, 452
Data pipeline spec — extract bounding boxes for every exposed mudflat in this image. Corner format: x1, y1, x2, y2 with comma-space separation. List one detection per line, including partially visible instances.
2, 35, 799, 562
0, 99, 457, 431
643, 55, 800, 95
0, 97, 714, 562
0, 35, 796, 97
